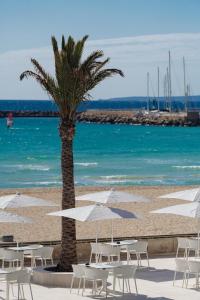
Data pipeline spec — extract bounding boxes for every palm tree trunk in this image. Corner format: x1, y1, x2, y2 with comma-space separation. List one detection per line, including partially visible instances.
59, 120, 77, 271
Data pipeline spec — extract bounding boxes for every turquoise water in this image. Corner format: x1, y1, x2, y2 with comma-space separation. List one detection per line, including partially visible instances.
1, 117, 200, 188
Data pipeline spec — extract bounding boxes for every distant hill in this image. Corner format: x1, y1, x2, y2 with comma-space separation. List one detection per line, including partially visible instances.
0, 95, 200, 112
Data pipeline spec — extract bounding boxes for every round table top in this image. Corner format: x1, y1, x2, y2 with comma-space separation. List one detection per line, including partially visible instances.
8, 244, 43, 251
106, 240, 138, 246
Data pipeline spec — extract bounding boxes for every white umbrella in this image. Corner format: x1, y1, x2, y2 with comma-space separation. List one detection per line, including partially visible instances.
159, 188, 200, 202
151, 202, 200, 253
151, 202, 200, 218
48, 204, 138, 242
76, 189, 149, 204
0, 193, 56, 209
0, 211, 32, 223
0, 211, 32, 246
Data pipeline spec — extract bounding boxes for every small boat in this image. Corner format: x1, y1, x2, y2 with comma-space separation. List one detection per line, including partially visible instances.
6, 112, 14, 128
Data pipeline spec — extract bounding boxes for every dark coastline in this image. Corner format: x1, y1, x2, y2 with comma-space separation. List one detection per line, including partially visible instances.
1, 109, 200, 126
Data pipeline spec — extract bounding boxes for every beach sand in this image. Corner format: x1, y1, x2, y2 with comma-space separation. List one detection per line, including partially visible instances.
0, 186, 197, 243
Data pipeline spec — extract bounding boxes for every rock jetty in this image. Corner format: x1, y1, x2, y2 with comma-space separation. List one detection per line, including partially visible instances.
76, 110, 200, 127
1, 109, 200, 126
0, 111, 59, 118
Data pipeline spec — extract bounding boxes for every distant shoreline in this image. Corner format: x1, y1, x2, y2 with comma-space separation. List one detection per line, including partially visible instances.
1, 109, 199, 126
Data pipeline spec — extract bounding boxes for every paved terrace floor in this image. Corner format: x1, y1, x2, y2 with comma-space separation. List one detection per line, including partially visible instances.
0, 257, 200, 300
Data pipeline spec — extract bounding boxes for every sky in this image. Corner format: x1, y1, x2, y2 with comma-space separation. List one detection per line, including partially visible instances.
1, 0, 200, 100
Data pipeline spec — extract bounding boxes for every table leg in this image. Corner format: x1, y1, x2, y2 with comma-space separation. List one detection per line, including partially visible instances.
6, 280, 9, 300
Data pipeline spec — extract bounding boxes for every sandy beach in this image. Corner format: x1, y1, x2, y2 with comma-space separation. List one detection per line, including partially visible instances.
0, 185, 198, 243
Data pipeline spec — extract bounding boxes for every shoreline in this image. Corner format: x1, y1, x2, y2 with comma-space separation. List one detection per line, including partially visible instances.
0, 185, 198, 243
1, 109, 199, 126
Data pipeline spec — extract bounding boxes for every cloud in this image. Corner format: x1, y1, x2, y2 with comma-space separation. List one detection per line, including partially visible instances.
1, 33, 200, 99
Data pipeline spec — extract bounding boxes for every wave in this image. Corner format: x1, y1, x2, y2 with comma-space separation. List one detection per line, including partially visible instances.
23, 180, 61, 186
99, 175, 128, 179
75, 162, 98, 167
6, 164, 50, 171
96, 179, 137, 184
173, 165, 200, 169
10, 128, 24, 130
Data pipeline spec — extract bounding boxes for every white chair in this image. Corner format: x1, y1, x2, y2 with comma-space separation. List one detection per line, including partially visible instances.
176, 238, 190, 258
70, 264, 85, 294
0, 248, 5, 267
113, 265, 138, 294
6, 269, 33, 300
187, 239, 199, 257
187, 260, 200, 288
2, 250, 23, 268
82, 266, 109, 297
89, 243, 101, 263
40, 247, 54, 266
173, 258, 189, 287
26, 247, 53, 267
99, 244, 120, 262
124, 241, 149, 266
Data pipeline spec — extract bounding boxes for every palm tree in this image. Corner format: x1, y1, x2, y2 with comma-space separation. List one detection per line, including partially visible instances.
20, 35, 124, 271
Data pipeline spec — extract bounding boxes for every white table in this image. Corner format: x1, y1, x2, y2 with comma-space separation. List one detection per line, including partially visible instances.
83, 262, 130, 294
8, 245, 43, 251
106, 240, 138, 247
8, 245, 43, 267
89, 262, 123, 269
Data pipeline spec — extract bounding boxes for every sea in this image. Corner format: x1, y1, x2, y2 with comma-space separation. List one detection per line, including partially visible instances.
1, 97, 200, 189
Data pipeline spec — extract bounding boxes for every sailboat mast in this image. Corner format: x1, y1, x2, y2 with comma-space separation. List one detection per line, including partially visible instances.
166, 67, 170, 111
168, 51, 172, 112
147, 72, 150, 112
157, 67, 160, 111
183, 56, 188, 112
164, 72, 168, 110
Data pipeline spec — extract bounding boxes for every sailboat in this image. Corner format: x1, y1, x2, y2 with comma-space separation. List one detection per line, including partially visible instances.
6, 112, 14, 128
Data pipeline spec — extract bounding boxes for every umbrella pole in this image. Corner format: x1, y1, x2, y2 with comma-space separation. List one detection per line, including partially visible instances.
96, 221, 100, 244
111, 220, 114, 243
198, 218, 200, 257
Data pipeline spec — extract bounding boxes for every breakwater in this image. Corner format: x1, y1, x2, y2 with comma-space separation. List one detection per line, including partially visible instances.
1, 109, 200, 126
76, 110, 199, 126
0, 111, 58, 118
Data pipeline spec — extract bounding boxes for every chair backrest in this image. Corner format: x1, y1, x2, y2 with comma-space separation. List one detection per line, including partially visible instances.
31, 248, 44, 257
113, 265, 137, 278
84, 267, 109, 281
99, 244, 120, 256
175, 258, 189, 273
188, 239, 199, 250
72, 264, 85, 278
127, 241, 148, 253
7, 269, 31, 283
40, 247, 54, 259
0, 248, 5, 258
120, 240, 136, 250
188, 260, 200, 273
177, 238, 190, 249
3, 250, 23, 261
90, 243, 101, 255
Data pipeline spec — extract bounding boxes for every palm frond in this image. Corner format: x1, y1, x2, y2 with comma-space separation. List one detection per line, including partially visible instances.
20, 34, 124, 120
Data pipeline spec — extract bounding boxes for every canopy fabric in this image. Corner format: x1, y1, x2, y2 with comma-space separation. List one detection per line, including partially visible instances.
151, 202, 200, 218
76, 190, 149, 204
0, 211, 32, 223
0, 193, 56, 209
48, 204, 138, 222
159, 188, 200, 202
